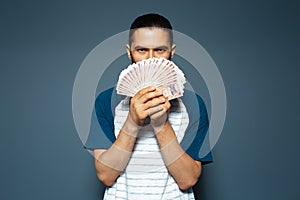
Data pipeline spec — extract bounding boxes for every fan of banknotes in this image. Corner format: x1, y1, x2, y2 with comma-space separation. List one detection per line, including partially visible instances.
116, 57, 186, 100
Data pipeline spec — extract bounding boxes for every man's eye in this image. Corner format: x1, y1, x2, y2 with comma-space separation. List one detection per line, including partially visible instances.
137, 49, 146, 52
155, 49, 166, 53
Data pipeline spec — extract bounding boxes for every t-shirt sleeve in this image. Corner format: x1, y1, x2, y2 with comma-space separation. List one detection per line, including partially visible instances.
84, 88, 117, 150
180, 90, 213, 165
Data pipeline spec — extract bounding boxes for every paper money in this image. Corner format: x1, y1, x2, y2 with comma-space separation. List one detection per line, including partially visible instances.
116, 57, 186, 100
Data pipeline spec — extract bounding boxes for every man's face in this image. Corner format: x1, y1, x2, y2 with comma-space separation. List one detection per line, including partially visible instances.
126, 28, 176, 63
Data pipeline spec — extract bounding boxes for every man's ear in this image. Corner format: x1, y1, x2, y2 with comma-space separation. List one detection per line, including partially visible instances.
126, 44, 132, 61
171, 44, 176, 59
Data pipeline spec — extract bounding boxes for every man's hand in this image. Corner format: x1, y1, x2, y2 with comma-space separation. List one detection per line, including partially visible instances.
149, 95, 171, 133
129, 86, 168, 127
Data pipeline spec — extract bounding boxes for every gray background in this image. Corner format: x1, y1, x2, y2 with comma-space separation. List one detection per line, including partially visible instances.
1, 0, 299, 199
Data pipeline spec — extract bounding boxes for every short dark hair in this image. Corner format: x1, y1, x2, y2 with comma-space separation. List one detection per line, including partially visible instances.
129, 13, 173, 45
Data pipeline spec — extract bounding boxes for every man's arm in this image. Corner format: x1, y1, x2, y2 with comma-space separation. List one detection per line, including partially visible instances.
94, 86, 165, 186
94, 125, 136, 186
155, 121, 202, 190
149, 99, 202, 190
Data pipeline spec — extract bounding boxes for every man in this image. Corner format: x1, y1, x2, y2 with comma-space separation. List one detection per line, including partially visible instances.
85, 13, 212, 199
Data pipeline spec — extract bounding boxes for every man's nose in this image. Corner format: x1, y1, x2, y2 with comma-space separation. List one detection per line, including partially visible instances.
148, 50, 154, 58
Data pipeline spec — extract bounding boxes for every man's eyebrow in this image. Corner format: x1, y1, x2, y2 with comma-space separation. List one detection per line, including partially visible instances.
132, 46, 148, 50
132, 45, 170, 50
154, 46, 170, 50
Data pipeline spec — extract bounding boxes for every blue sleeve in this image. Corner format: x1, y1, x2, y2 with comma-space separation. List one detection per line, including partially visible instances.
84, 88, 117, 150
180, 90, 213, 165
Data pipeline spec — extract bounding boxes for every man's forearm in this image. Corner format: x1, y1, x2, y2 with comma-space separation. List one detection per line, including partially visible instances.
155, 121, 202, 190
94, 118, 138, 186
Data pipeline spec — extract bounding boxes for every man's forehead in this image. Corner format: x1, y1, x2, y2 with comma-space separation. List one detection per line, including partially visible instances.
130, 27, 172, 47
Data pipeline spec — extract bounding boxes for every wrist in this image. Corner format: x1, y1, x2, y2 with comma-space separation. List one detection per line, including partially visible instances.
121, 115, 142, 137
152, 119, 169, 134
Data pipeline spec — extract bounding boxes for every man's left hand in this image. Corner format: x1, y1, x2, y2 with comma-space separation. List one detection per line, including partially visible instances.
149, 94, 170, 133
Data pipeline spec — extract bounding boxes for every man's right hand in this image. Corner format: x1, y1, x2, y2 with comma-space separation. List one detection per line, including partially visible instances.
129, 86, 166, 126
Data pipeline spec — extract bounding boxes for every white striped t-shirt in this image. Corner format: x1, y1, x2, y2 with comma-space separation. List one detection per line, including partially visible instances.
103, 97, 195, 200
